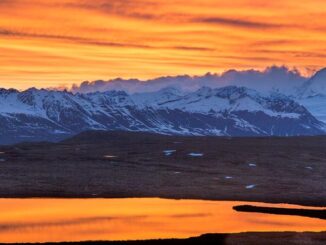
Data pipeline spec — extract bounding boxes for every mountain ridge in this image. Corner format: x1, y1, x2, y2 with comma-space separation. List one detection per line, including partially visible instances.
0, 85, 325, 145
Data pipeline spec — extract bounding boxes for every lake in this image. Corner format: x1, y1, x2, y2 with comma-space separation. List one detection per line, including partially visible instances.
0, 198, 325, 243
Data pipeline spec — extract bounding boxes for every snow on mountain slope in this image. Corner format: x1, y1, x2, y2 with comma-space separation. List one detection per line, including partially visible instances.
131, 87, 184, 108
0, 88, 41, 115
298, 68, 326, 98
145, 86, 304, 119
296, 68, 326, 123
0, 86, 325, 144
299, 95, 326, 123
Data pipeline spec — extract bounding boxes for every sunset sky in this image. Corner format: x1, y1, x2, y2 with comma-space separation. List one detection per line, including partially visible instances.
1, 0, 326, 90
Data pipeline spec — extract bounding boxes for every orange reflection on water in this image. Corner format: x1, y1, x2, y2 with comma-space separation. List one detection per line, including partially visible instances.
0, 198, 325, 243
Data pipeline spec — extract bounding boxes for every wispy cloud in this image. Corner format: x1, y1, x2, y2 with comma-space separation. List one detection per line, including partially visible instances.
0, 0, 15, 6
193, 17, 282, 29
0, 28, 149, 48
0, 28, 217, 52
64, 0, 159, 20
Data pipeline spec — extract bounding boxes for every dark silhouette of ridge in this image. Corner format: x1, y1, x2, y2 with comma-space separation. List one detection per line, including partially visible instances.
234, 205, 326, 220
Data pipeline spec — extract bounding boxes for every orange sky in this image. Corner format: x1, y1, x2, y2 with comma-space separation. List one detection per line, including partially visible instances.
0, 0, 326, 90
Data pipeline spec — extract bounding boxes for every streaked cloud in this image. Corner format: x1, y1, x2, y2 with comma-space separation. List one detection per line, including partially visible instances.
193, 17, 281, 29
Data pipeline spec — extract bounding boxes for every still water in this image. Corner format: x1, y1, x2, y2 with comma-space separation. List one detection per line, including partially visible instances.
0, 198, 325, 243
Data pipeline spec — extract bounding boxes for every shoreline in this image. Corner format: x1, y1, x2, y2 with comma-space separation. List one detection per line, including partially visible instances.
1, 232, 326, 245
0, 195, 324, 208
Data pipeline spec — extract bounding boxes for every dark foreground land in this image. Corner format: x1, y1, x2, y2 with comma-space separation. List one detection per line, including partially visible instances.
234, 205, 326, 219
0, 131, 326, 206
4, 232, 326, 245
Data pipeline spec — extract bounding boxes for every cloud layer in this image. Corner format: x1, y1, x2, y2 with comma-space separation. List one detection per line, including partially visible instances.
71, 66, 307, 94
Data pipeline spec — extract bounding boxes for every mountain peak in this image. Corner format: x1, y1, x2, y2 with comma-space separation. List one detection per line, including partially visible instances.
298, 67, 326, 98
0, 88, 19, 96
311, 67, 326, 80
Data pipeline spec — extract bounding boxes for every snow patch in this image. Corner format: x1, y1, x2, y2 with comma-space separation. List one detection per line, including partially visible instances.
246, 185, 256, 189
104, 155, 117, 159
163, 150, 176, 156
189, 153, 204, 157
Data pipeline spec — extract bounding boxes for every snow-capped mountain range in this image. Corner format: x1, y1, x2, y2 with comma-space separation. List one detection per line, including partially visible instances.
1, 85, 325, 145
71, 66, 326, 124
